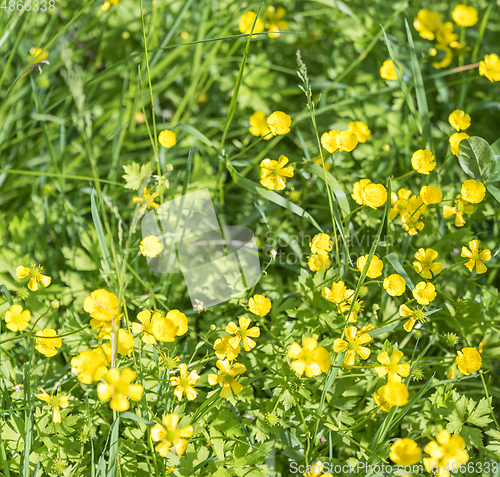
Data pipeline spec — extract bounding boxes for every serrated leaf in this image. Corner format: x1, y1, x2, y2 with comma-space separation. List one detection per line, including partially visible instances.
122, 162, 152, 190
458, 137, 496, 182
209, 426, 225, 461
467, 397, 493, 427
461, 425, 483, 449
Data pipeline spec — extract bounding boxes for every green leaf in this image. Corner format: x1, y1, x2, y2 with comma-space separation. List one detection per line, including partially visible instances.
467, 397, 493, 427
91, 188, 112, 272
0, 285, 13, 306
122, 162, 152, 190
486, 183, 500, 204
176, 123, 216, 150
120, 412, 152, 426
458, 137, 496, 182
209, 426, 225, 461
489, 138, 500, 182
461, 425, 484, 449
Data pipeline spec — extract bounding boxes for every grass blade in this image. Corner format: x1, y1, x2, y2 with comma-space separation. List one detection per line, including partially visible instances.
91, 188, 112, 271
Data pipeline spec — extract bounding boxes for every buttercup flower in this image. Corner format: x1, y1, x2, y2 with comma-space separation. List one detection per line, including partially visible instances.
401, 210, 425, 236
461, 179, 485, 204
249, 111, 272, 139
239, 11, 265, 36
265, 6, 288, 38
260, 155, 294, 191
413, 9, 441, 40
214, 335, 241, 360
336, 130, 358, 152
374, 350, 410, 383
267, 111, 291, 135
302, 461, 333, 477
133, 310, 166, 344
423, 430, 469, 477
449, 132, 469, 156
140, 235, 162, 258
322, 280, 347, 304
226, 317, 260, 351
448, 110, 471, 131
390, 438, 422, 466
4, 304, 31, 332
373, 387, 392, 412
36, 388, 69, 424
348, 121, 371, 143
308, 253, 331, 272
34, 329, 62, 357
287, 337, 331, 377
435, 21, 460, 47
452, 4, 478, 27
390, 188, 412, 219
101, 0, 118, 11
133, 187, 160, 214
357, 254, 383, 278
479, 54, 500, 82
443, 196, 474, 227
83, 289, 120, 333
380, 60, 400, 80
377, 381, 409, 407
28, 47, 49, 62
151, 413, 193, 456
321, 130, 339, 154
16, 264, 51, 292
339, 289, 364, 323
309, 233, 333, 255
412, 282, 437, 305
103, 329, 134, 356
313, 155, 331, 170
97, 368, 144, 412
165, 309, 188, 336
461, 240, 491, 274
400, 304, 427, 332
333, 326, 372, 367
158, 130, 176, 149
455, 347, 482, 375
383, 274, 406, 297
432, 44, 454, 69
208, 359, 246, 398
147, 309, 187, 343
71, 348, 109, 384
352, 179, 372, 205
411, 149, 436, 175
420, 185, 442, 205
248, 294, 271, 317
352, 179, 387, 208
170, 363, 200, 401
413, 248, 442, 279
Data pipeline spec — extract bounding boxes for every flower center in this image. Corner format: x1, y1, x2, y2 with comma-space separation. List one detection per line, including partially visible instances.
180, 378, 190, 388
272, 167, 281, 176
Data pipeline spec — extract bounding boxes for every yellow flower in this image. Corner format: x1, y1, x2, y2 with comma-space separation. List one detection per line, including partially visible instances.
383, 274, 406, 297
16, 264, 51, 292
412, 282, 437, 305
302, 461, 333, 477
28, 47, 49, 62
267, 111, 291, 135
321, 130, 339, 154
333, 325, 372, 367
287, 337, 331, 377
374, 350, 410, 383
248, 294, 271, 317
377, 381, 409, 407
380, 60, 400, 80
239, 11, 265, 36
143, 309, 187, 343
455, 347, 482, 375
413, 9, 441, 40
352, 179, 387, 208
71, 348, 109, 384
213, 335, 240, 360
34, 329, 62, 357
373, 388, 392, 412
461, 179, 485, 204
265, 6, 288, 38
452, 4, 478, 27
390, 438, 422, 466
411, 149, 436, 174
259, 155, 294, 191
133, 187, 160, 214
322, 280, 347, 304
151, 413, 193, 456
352, 178, 372, 205
461, 240, 491, 274
479, 54, 500, 82
208, 359, 246, 398
390, 188, 412, 219
336, 130, 358, 152
401, 214, 425, 236
249, 111, 272, 139
83, 289, 119, 328
348, 121, 371, 143
312, 155, 331, 170
423, 430, 469, 477
158, 130, 176, 149
132, 310, 162, 344
432, 44, 454, 69
357, 254, 383, 278
226, 317, 260, 351
308, 253, 331, 272
436, 22, 459, 47
4, 304, 31, 332
448, 110, 471, 131
97, 368, 143, 412
36, 388, 69, 424
101, 0, 119, 11
420, 185, 442, 205
449, 132, 469, 156
339, 289, 364, 323
443, 196, 474, 227
103, 329, 134, 356
413, 248, 442, 279
400, 304, 427, 332
309, 233, 333, 255
140, 235, 162, 258
170, 363, 200, 401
